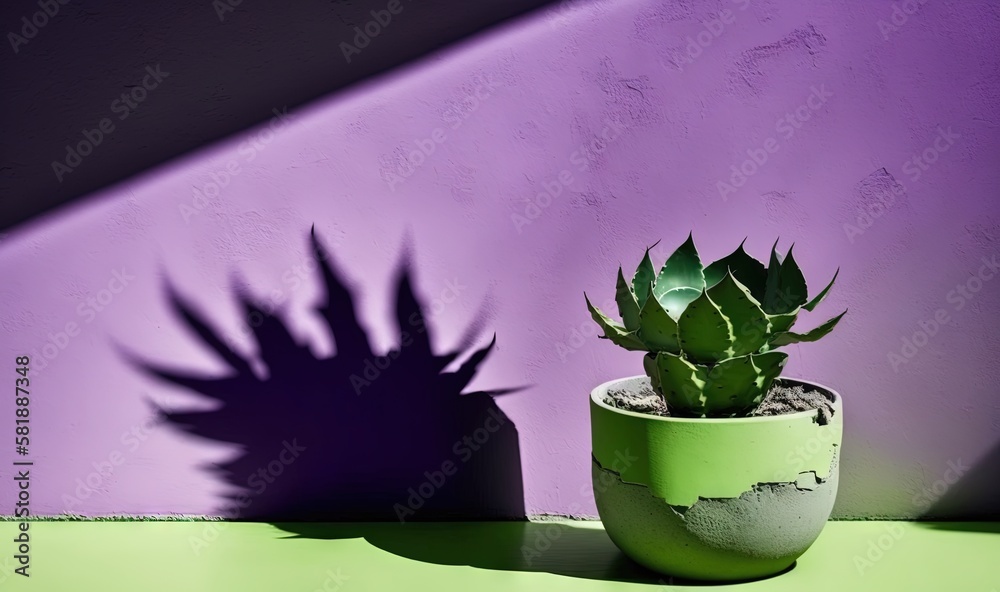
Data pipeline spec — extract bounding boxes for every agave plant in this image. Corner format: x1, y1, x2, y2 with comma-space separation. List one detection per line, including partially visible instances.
585, 234, 845, 418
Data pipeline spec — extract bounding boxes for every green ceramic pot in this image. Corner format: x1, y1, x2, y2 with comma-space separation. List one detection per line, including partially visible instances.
590, 375, 842, 581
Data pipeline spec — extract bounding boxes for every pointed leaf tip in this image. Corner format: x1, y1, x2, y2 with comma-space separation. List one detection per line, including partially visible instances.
768, 310, 846, 347
803, 267, 839, 312
654, 233, 706, 298
632, 252, 656, 309
703, 241, 768, 298
637, 291, 680, 353
763, 239, 806, 314
676, 289, 734, 364
707, 271, 769, 356
587, 294, 646, 351
616, 267, 641, 331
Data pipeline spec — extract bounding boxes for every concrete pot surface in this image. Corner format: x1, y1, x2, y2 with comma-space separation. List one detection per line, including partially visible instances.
590, 375, 842, 581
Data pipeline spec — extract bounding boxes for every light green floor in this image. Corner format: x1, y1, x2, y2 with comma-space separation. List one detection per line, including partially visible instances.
1, 521, 997, 591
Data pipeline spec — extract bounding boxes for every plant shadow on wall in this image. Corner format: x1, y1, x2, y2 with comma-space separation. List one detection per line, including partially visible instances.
123, 227, 524, 520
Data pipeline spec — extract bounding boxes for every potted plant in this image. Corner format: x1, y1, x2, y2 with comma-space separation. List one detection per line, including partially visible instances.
585, 234, 846, 581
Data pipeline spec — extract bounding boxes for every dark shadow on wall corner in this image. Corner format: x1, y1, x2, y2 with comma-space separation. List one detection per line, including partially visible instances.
918, 440, 1000, 521
915, 523, 1000, 534
0, 0, 564, 231
271, 522, 788, 585
121, 227, 526, 520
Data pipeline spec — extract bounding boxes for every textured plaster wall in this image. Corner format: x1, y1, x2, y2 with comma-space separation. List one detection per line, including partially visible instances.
1, 0, 999, 518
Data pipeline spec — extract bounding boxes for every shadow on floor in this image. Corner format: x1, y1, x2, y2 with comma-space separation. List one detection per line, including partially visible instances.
914, 522, 1000, 534
271, 521, 795, 586
124, 227, 525, 520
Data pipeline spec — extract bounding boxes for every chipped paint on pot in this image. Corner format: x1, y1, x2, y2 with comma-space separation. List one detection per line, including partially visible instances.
590, 376, 842, 581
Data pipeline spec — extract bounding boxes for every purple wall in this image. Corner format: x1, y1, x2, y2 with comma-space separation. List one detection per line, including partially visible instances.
2, 0, 999, 518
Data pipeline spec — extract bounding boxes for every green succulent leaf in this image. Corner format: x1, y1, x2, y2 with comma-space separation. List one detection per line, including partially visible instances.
585, 294, 645, 350
588, 236, 844, 416
769, 310, 847, 347
657, 287, 702, 320
653, 351, 708, 415
677, 289, 734, 363
764, 238, 782, 311
704, 354, 764, 415
615, 267, 641, 331
764, 242, 808, 314
632, 244, 658, 306
803, 268, 839, 312
706, 271, 770, 356
777, 246, 808, 309
637, 284, 681, 353
767, 311, 798, 334
643, 353, 661, 391
750, 350, 788, 395
703, 239, 768, 300
654, 233, 705, 299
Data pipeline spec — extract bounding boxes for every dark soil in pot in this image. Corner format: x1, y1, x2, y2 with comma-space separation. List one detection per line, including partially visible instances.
605, 378, 836, 424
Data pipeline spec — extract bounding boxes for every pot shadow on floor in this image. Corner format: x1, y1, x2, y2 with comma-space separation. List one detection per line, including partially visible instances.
123, 226, 525, 521
917, 440, 1000, 527
271, 521, 795, 586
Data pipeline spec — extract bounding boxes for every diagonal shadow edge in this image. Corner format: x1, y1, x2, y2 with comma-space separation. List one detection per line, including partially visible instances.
1, 0, 574, 232
918, 439, 1000, 522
